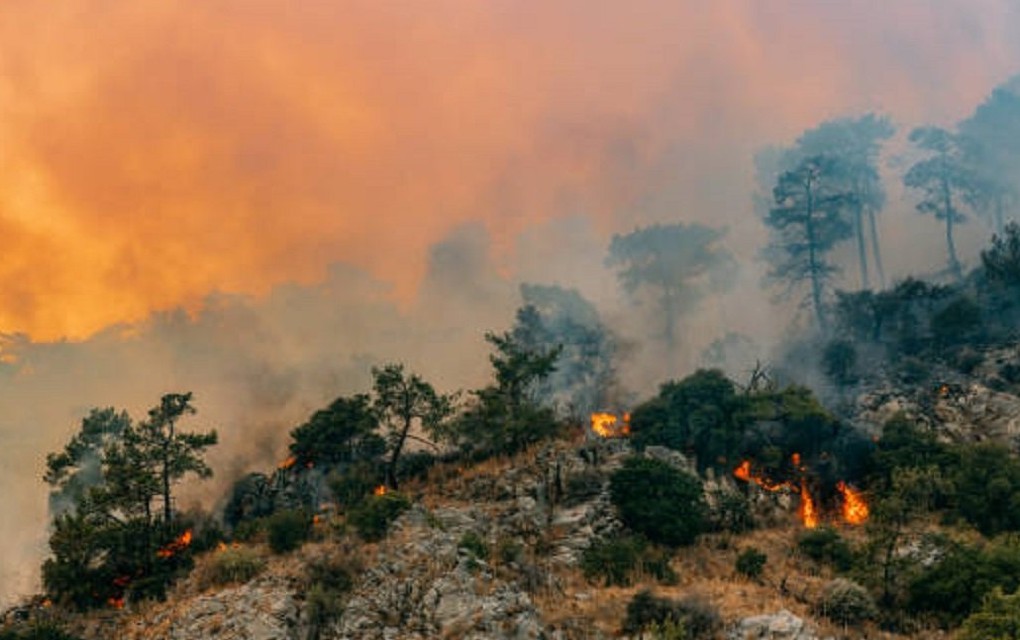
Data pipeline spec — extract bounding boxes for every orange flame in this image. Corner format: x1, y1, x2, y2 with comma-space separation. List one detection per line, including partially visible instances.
732, 459, 796, 492
156, 529, 193, 558
278, 455, 297, 470
590, 412, 630, 438
374, 484, 387, 496
799, 480, 819, 529
837, 481, 869, 525
107, 596, 125, 609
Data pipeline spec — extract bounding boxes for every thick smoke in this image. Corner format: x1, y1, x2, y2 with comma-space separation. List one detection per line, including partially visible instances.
1, 1, 1019, 607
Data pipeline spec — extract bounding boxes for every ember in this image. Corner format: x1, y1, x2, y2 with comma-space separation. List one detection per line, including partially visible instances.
278, 455, 297, 470
374, 484, 387, 496
156, 529, 193, 559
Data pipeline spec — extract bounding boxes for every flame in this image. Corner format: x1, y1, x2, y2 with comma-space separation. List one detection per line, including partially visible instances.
799, 480, 819, 529
938, 384, 951, 398
112, 575, 131, 588
156, 529, 193, 558
107, 596, 125, 609
374, 484, 387, 496
278, 455, 297, 470
590, 412, 630, 438
41, 599, 52, 608
837, 481, 869, 525
732, 459, 796, 492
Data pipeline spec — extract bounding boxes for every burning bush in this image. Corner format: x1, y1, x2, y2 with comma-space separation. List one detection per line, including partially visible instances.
610, 456, 706, 547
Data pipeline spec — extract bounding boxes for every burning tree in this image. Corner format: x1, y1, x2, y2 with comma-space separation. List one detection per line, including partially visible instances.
41, 393, 217, 609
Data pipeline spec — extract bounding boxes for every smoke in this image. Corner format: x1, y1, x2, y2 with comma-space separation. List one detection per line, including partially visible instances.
1, 0, 1019, 607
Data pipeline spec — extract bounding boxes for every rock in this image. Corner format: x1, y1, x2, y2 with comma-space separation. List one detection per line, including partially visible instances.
728, 609, 819, 640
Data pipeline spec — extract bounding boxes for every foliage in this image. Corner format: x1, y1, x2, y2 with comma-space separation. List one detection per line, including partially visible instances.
903, 126, 981, 280
289, 394, 385, 469
908, 536, 1020, 626
347, 491, 410, 542
735, 547, 767, 580
448, 330, 563, 458
372, 363, 452, 488
197, 546, 266, 588
580, 535, 675, 587
606, 223, 735, 348
982, 222, 1020, 289
958, 587, 1020, 640
514, 284, 619, 417
41, 394, 217, 609
707, 488, 754, 534
621, 590, 721, 640
610, 457, 706, 547
304, 548, 362, 639
763, 154, 855, 330
267, 509, 312, 554
822, 339, 858, 385
630, 369, 744, 472
953, 443, 1020, 537
458, 531, 489, 560
820, 578, 878, 626
796, 527, 854, 572
786, 114, 895, 289
0, 623, 83, 640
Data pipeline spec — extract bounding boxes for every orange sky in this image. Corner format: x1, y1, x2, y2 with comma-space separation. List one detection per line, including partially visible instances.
1, 0, 1017, 340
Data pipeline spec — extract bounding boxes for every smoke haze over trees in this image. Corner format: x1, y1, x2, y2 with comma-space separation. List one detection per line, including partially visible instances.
2, 1, 1020, 609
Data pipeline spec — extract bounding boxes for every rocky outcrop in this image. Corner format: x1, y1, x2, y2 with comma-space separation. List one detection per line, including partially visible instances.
728, 609, 821, 640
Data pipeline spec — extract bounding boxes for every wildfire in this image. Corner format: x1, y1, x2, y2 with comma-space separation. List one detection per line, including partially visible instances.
156, 529, 193, 559
837, 481, 869, 525
798, 480, 819, 529
278, 455, 297, 470
732, 459, 796, 492
374, 484, 387, 496
590, 412, 630, 438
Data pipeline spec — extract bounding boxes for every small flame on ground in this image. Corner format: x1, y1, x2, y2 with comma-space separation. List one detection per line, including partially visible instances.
374, 484, 387, 496
590, 412, 630, 438
156, 529, 193, 558
799, 480, 819, 529
107, 597, 125, 609
278, 455, 297, 470
732, 459, 796, 492
837, 481, 869, 525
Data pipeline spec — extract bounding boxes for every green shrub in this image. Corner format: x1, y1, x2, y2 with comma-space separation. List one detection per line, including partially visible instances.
267, 509, 312, 554
347, 492, 411, 542
198, 546, 266, 588
582, 536, 642, 586
708, 488, 754, 534
581, 536, 676, 587
564, 469, 605, 506
304, 549, 363, 636
495, 537, 524, 565
621, 590, 720, 639
958, 587, 1020, 640
820, 578, 878, 627
610, 457, 706, 547
735, 547, 767, 580
797, 526, 854, 572
458, 531, 489, 560
0, 623, 83, 640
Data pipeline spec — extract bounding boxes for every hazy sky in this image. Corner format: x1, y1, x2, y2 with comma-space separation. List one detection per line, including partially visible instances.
1, 1, 1017, 340
1, 0, 1018, 605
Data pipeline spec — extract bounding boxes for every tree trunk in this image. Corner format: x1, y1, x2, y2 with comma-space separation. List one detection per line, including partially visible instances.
805, 183, 827, 332
942, 174, 963, 281
866, 206, 886, 289
854, 202, 870, 290
162, 418, 174, 526
386, 413, 412, 490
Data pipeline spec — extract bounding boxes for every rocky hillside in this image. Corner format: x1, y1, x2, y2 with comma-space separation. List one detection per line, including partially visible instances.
8, 434, 908, 640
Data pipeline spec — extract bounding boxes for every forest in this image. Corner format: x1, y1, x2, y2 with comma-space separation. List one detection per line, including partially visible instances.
5, 76, 1020, 640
